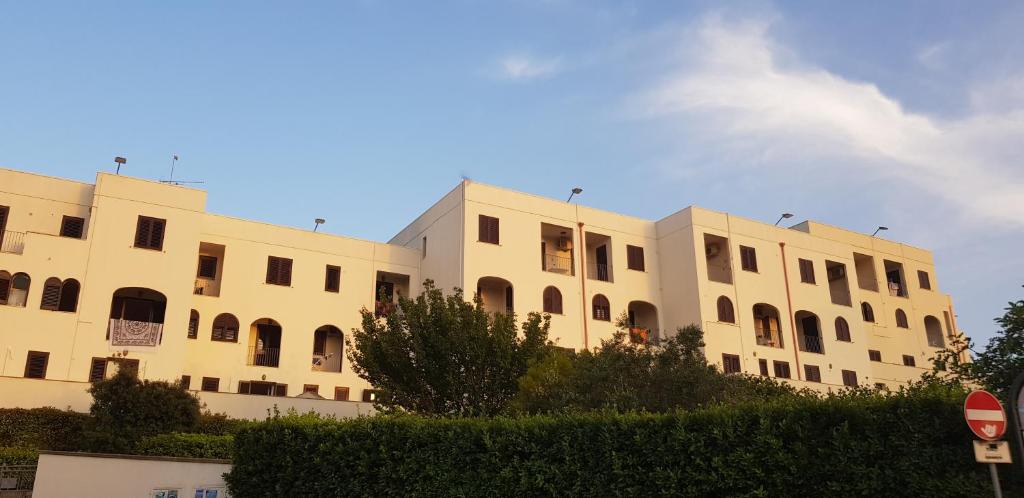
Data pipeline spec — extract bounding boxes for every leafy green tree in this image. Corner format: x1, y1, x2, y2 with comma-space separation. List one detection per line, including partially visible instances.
85, 365, 201, 452
513, 320, 798, 414
930, 299, 1024, 397
346, 280, 550, 416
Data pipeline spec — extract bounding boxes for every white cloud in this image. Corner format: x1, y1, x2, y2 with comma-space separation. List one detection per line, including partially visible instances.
494, 54, 562, 81
631, 14, 1024, 228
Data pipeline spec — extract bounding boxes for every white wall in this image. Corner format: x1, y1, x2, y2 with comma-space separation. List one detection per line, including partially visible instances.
33, 452, 232, 498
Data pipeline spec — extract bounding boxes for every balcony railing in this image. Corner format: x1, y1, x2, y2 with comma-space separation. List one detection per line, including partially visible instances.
248, 346, 280, 367
542, 254, 573, 274
755, 332, 782, 348
800, 335, 825, 354
587, 262, 610, 282
0, 230, 25, 255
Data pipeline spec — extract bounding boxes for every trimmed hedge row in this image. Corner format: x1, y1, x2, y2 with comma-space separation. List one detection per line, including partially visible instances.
227, 387, 1011, 497
136, 433, 234, 460
0, 408, 89, 450
0, 447, 39, 466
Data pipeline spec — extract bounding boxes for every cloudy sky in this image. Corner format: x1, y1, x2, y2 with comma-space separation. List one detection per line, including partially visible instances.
1, 1, 1021, 345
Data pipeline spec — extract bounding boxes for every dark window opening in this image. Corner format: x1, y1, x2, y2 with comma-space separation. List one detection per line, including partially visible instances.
478, 215, 499, 244
722, 354, 741, 374
24, 351, 49, 379
197, 255, 218, 279
211, 313, 239, 342
773, 361, 791, 379
758, 359, 769, 376
842, 370, 858, 387
325, 265, 341, 293
180, 375, 191, 389
60, 216, 85, 239
869, 350, 882, 362
804, 365, 821, 382
798, 258, 815, 283
188, 309, 199, 339
917, 270, 931, 290
266, 256, 293, 286
201, 377, 220, 392
626, 245, 645, 271
740, 246, 758, 272
902, 355, 916, 367
861, 302, 875, 322
895, 309, 909, 328
592, 294, 610, 321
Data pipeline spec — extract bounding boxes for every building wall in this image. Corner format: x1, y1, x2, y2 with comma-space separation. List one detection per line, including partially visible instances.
33, 452, 233, 498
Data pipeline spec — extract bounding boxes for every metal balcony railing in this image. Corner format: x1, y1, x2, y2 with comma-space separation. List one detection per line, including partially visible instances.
542, 254, 573, 274
0, 230, 25, 255
248, 346, 280, 367
800, 335, 825, 354
587, 262, 610, 281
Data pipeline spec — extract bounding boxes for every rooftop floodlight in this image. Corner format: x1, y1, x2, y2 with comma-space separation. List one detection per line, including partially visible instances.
872, 226, 888, 237
774, 213, 794, 226
567, 187, 583, 202
114, 156, 127, 175
314, 218, 326, 232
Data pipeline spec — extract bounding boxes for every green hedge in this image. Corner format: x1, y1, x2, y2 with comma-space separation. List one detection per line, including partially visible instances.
0, 408, 89, 450
135, 433, 233, 460
0, 447, 39, 466
227, 386, 1013, 497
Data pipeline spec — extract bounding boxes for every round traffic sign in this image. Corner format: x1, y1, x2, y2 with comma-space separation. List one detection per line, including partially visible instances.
964, 390, 1006, 441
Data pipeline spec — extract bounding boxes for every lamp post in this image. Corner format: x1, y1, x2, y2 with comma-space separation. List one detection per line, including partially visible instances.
871, 226, 888, 237
774, 213, 793, 226
567, 187, 583, 203
313, 218, 326, 232
114, 156, 127, 175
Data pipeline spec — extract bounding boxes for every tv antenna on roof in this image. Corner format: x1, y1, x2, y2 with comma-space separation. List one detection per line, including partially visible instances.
159, 154, 205, 186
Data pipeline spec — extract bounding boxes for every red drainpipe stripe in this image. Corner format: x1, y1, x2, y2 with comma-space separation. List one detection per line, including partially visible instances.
779, 242, 802, 380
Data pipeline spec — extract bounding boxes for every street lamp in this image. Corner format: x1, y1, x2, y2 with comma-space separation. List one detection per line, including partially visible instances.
313, 218, 326, 232
567, 187, 583, 202
774, 213, 793, 226
871, 226, 888, 237
114, 156, 127, 175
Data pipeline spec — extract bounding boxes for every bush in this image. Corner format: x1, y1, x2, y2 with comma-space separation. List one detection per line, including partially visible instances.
85, 369, 201, 452
227, 384, 1013, 497
195, 413, 254, 435
0, 447, 39, 466
0, 408, 89, 450
135, 433, 233, 459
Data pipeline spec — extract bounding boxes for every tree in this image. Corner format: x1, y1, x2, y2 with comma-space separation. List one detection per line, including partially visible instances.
512, 319, 798, 414
85, 365, 201, 452
346, 280, 550, 416
930, 299, 1024, 398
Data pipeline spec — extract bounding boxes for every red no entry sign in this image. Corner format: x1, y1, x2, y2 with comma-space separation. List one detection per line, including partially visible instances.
965, 390, 1007, 441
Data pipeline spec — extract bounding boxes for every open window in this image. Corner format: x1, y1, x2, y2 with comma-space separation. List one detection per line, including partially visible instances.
592, 294, 610, 321
795, 310, 824, 354
375, 271, 410, 316
5, 272, 30, 307
704, 234, 733, 284
752, 304, 783, 348
194, 242, 225, 297
541, 223, 575, 275
883, 260, 908, 297
627, 301, 659, 343
108, 287, 166, 347
585, 232, 613, 282
924, 315, 945, 348
477, 276, 513, 315
211, 313, 239, 342
312, 325, 344, 373
825, 260, 852, 306
853, 253, 878, 291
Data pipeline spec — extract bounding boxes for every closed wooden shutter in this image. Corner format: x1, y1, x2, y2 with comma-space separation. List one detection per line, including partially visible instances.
478, 215, 499, 244
134, 216, 166, 250
60, 216, 85, 238
273, 384, 288, 397
0, 205, 8, 232
325, 265, 341, 292
197, 256, 218, 279
334, 387, 350, 401
772, 361, 791, 379
799, 259, 815, 283
740, 246, 758, 272
626, 245, 645, 271
266, 256, 293, 286
918, 271, 931, 290
834, 317, 851, 342
88, 358, 108, 382
716, 296, 734, 323
303, 384, 319, 395
804, 365, 821, 382
758, 359, 769, 376
180, 375, 191, 389
188, 310, 199, 339
722, 354, 741, 374
869, 350, 882, 362
902, 355, 916, 367
202, 377, 220, 392
24, 351, 49, 379
543, 287, 561, 314
842, 370, 858, 387
40, 279, 61, 310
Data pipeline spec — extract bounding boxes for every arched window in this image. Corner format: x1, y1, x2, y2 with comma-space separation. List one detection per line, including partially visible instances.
717, 296, 735, 323
312, 325, 344, 373
924, 316, 945, 348
860, 302, 875, 322
40, 277, 62, 310
592, 294, 610, 321
188, 310, 200, 339
8, 273, 30, 307
211, 313, 240, 342
895, 309, 909, 328
57, 279, 80, 312
835, 317, 851, 342
543, 286, 562, 314
0, 271, 10, 304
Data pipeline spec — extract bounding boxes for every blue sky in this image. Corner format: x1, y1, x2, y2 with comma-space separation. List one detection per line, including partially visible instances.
2, 1, 1022, 346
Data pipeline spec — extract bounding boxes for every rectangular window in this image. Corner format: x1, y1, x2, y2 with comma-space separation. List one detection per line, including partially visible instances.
478, 215, 499, 244
740, 246, 758, 272
422, 236, 427, 259
804, 365, 821, 383
266, 256, 293, 286
798, 258, 815, 283
334, 387, 350, 401
772, 360, 791, 379
201, 377, 220, 392
188, 313, 199, 339
24, 351, 49, 379
134, 216, 166, 250
868, 350, 882, 362
197, 255, 218, 279
755, 359, 767, 376
722, 354, 741, 374
88, 357, 108, 382
917, 270, 931, 290
180, 375, 191, 389
325, 265, 341, 293
842, 370, 858, 387
626, 245, 645, 271
60, 216, 85, 239
902, 354, 917, 367
303, 384, 319, 395
362, 389, 377, 402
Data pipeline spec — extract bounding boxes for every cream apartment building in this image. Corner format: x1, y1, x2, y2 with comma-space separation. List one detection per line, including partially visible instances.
0, 166, 962, 416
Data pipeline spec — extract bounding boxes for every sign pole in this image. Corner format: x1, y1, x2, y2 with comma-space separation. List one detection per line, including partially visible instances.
1008, 372, 1024, 472
988, 463, 1002, 498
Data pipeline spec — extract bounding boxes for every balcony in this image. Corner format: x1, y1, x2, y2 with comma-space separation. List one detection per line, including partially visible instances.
193, 279, 218, 296
0, 230, 25, 255
755, 336, 782, 348
587, 262, 610, 282
543, 254, 573, 274
247, 346, 280, 367
800, 335, 825, 354
629, 327, 650, 344
375, 301, 398, 317
108, 319, 164, 348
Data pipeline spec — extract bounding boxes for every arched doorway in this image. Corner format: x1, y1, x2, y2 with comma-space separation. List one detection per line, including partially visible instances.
477, 276, 513, 315
795, 310, 823, 354
248, 318, 282, 367
312, 325, 344, 373
627, 300, 659, 343
924, 316, 945, 348
753, 303, 783, 348
108, 287, 167, 347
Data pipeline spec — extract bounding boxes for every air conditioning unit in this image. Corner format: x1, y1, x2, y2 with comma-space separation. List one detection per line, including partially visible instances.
557, 236, 572, 251
705, 243, 720, 258
827, 265, 846, 281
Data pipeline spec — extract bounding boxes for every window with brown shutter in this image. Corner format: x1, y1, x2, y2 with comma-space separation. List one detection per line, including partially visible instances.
834, 317, 851, 342
758, 359, 769, 376
740, 246, 758, 272
325, 265, 341, 293
716, 296, 735, 323
334, 387, 350, 401
266, 256, 293, 286
478, 215, 499, 244
722, 354, 741, 374
895, 309, 909, 328
57, 280, 79, 312
188, 309, 199, 339
804, 365, 821, 382
60, 216, 85, 239
841, 370, 858, 387
542, 286, 562, 314
0, 272, 10, 304
197, 256, 218, 279
134, 216, 166, 250
917, 270, 931, 290
40, 278, 62, 310
303, 384, 319, 395
24, 351, 49, 379
626, 245, 645, 271
362, 389, 377, 402
861, 302, 875, 322
772, 360, 791, 379
88, 357, 108, 382
868, 350, 882, 362
180, 375, 191, 389
902, 355, 916, 367
201, 377, 220, 392
211, 313, 239, 342
592, 294, 610, 321
798, 258, 815, 283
